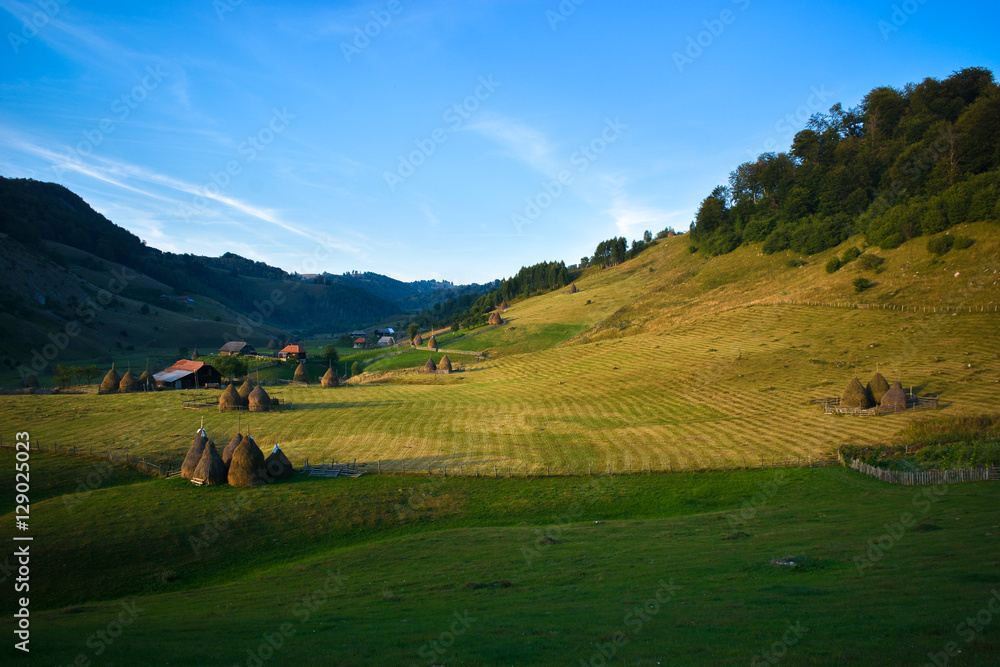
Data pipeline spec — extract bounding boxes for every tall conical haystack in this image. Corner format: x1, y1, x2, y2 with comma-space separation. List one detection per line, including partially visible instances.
228, 434, 267, 487
218, 383, 242, 411
222, 432, 242, 468
248, 385, 271, 412
881, 381, 908, 411
237, 379, 255, 405
293, 361, 309, 384
99, 365, 121, 394
439, 355, 452, 372
413, 333, 423, 346
840, 376, 873, 409
424, 357, 437, 372
489, 312, 502, 326
264, 444, 294, 481
427, 336, 437, 349
868, 370, 890, 405
499, 300, 509, 311
193, 439, 227, 485
321, 365, 339, 388
181, 428, 208, 479
138, 370, 156, 391
568, 284, 578, 294
118, 369, 139, 393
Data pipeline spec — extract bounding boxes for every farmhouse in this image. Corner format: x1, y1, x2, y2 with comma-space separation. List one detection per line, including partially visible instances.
353, 337, 368, 349
278, 344, 307, 360
153, 360, 222, 390
374, 327, 395, 337
219, 341, 256, 356
350, 329, 367, 338
377, 335, 396, 347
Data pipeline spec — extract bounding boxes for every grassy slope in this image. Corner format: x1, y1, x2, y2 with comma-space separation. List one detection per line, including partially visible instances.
1, 451, 998, 665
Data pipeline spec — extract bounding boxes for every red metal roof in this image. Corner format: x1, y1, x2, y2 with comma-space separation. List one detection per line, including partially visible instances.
166, 359, 205, 372
280, 344, 306, 354
353, 338, 367, 344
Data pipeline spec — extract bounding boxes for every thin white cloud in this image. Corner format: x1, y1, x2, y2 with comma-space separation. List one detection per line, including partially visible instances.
468, 114, 555, 173
606, 196, 690, 236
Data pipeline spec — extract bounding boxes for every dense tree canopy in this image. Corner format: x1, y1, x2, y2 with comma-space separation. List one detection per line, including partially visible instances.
689, 67, 1000, 257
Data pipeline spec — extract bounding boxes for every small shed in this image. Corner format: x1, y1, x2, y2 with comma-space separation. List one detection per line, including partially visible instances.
219, 341, 256, 356
377, 336, 396, 347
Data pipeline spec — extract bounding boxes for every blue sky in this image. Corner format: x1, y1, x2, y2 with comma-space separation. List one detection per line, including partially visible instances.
1, 0, 997, 284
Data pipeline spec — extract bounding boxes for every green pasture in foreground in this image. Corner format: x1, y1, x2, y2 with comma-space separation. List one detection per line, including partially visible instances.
1, 452, 998, 666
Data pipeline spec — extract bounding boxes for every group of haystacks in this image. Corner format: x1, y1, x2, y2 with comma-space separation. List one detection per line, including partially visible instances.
180, 424, 294, 487
840, 368, 908, 410
219, 378, 273, 412
424, 355, 452, 373
99, 364, 156, 394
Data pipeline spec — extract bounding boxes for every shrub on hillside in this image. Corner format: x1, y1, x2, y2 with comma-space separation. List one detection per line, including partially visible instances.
857, 254, 884, 272
841, 247, 862, 263
825, 256, 842, 274
927, 235, 955, 256
953, 234, 975, 250
853, 277, 872, 293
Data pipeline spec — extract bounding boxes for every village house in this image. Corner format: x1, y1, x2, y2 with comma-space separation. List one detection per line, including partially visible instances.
219, 341, 256, 356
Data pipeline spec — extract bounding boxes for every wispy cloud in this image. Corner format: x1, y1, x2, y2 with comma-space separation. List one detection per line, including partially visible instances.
606, 195, 690, 235
468, 114, 556, 173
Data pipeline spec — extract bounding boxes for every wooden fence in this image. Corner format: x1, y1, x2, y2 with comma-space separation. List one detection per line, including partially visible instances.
841, 454, 999, 485
757, 298, 999, 314
0, 441, 175, 477
814, 395, 938, 416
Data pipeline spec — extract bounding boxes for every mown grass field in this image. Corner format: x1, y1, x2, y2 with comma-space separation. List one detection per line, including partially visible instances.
1, 452, 998, 666
2, 225, 998, 472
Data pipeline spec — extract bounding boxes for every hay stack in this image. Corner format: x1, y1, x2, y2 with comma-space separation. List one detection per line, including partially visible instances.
488, 312, 503, 326
228, 434, 267, 487
568, 284, 578, 294
840, 376, 873, 409
321, 365, 339, 388
264, 444, 294, 481
237, 379, 255, 405
218, 383, 242, 411
428, 335, 437, 349
499, 300, 509, 311
138, 370, 156, 391
118, 369, 139, 393
424, 357, 437, 372
99, 365, 121, 394
881, 381, 908, 411
867, 371, 890, 405
439, 355, 452, 373
222, 432, 242, 469
413, 333, 423, 346
192, 439, 227, 485
248, 385, 271, 412
181, 428, 208, 480
293, 361, 309, 384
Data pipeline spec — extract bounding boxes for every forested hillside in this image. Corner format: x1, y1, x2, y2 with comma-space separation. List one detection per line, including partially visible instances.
690, 66, 1000, 256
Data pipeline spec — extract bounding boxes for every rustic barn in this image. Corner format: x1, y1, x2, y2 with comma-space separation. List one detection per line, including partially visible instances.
219, 341, 256, 356
353, 337, 368, 349
154, 360, 222, 390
